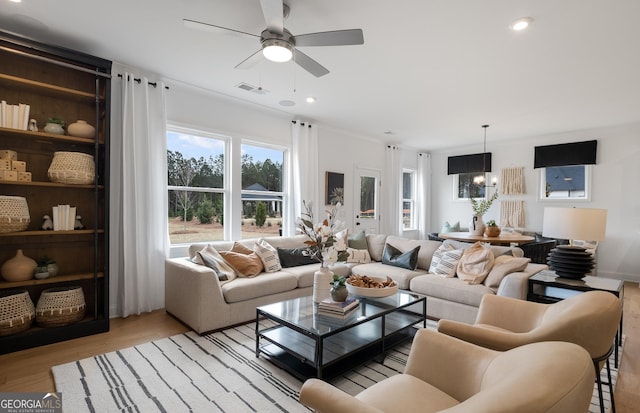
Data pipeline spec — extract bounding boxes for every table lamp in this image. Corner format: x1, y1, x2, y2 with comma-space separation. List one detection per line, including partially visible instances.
542, 207, 607, 279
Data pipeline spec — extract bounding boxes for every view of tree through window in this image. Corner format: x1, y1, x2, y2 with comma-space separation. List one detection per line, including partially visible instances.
240, 143, 284, 239
403, 170, 416, 229
167, 130, 225, 244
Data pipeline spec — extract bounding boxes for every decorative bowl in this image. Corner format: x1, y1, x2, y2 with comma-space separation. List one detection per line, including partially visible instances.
346, 275, 398, 298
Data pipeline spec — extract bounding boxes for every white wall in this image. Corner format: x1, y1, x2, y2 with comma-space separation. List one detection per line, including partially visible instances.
430, 122, 640, 282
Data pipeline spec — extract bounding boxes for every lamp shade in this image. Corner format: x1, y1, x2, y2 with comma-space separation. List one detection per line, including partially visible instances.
542, 207, 607, 241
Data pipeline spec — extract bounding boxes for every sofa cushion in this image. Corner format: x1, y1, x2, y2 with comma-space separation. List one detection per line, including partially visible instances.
429, 244, 463, 278
193, 245, 237, 283
456, 242, 495, 285
277, 247, 317, 268
382, 243, 420, 270
221, 271, 298, 303
410, 274, 495, 307
351, 262, 427, 290
346, 247, 372, 264
366, 234, 388, 262
386, 236, 441, 271
485, 256, 531, 288
279, 263, 322, 288
348, 230, 368, 249
254, 238, 282, 272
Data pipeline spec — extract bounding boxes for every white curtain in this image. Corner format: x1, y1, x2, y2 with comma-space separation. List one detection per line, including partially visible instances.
416, 152, 431, 239
284, 121, 318, 235
110, 68, 168, 317
384, 145, 403, 236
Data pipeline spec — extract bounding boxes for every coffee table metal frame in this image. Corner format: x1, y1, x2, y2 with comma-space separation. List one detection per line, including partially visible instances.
255, 292, 426, 380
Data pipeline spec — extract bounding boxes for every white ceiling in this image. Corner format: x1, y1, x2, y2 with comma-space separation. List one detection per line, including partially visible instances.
2, 0, 639, 151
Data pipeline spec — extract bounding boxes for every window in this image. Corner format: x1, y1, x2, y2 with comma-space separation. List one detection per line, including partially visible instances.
240, 143, 285, 239
453, 172, 488, 201
402, 170, 416, 229
539, 165, 591, 201
167, 128, 226, 245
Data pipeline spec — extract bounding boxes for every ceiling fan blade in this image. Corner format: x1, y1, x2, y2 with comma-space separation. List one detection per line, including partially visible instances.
235, 49, 264, 70
294, 29, 364, 47
293, 49, 329, 78
259, 0, 284, 34
183, 19, 259, 39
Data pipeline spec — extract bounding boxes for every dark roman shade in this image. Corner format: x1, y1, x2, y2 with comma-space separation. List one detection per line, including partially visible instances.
447, 153, 492, 175
534, 140, 597, 168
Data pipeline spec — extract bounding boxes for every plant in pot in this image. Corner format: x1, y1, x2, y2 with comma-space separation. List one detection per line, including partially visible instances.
44, 117, 65, 135
484, 219, 501, 237
330, 274, 349, 302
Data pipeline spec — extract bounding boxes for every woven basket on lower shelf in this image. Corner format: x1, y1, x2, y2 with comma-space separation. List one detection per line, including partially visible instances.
48, 151, 95, 185
0, 290, 35, 336
0, 195, 30, 233
36, 286, 86, 327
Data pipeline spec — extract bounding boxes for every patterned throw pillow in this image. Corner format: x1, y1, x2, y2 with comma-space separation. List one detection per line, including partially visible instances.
429, 244, 463, 278
192, 245, 237, 283
254, 238, 282, 273
345, 247, 372, 264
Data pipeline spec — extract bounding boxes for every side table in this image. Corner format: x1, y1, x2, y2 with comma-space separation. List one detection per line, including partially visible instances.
527, 270, 624, 367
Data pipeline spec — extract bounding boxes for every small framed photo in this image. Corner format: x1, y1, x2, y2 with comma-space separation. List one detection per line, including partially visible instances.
325, 172, 344, 205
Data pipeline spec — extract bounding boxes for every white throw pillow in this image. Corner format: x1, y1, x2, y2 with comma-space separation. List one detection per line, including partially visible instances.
345, 247, 371, 264
334, 228, 349, 251
254, 238, 282, 272
429, 244, 463, 278
456, 242, 495, 284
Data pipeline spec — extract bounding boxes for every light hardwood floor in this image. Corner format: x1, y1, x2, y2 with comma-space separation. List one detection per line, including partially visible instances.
1, 283, 639, 412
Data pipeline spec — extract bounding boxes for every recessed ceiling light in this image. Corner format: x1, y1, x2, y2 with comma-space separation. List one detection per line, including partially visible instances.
510, 17, 533, 31
305, 97, 316, 103
384, 131, 394, 135
9, 0, 22, 3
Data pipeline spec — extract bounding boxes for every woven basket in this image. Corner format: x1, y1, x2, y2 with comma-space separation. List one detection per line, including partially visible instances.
48, 151, 95, 185
36, 286, 86, 327
0, 195, 30, 233
0, 290, 35, 336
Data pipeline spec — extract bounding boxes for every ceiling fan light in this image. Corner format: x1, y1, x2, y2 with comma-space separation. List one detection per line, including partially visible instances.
262, 39, 293, 62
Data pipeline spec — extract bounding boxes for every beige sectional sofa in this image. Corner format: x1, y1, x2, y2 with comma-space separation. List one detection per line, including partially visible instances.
165, 233, 547, 334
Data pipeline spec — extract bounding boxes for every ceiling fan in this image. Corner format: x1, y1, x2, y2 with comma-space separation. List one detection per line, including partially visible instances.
183, 0, 364, 77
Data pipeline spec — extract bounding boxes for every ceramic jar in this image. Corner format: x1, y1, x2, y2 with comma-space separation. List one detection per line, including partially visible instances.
67, 120, 95, 138
1, 249, 37, 282
43, 122, 64, 135
469, 214, 485, 236
312, 267, 334, 303
34, 265, 50, 280
330, 286, 349, 302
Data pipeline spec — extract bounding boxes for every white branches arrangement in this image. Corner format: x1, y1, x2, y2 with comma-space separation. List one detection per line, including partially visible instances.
298, 200, 349, 267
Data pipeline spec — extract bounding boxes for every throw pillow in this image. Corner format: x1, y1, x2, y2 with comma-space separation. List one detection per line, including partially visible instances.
254, 238, 282, 273
193, 245, 237, 283
277, 247, 317, 268
345, 247, 372, 264
441, 221, 461, 233
484, 256, 531, 288
456, 242, 495, 285
334, 228, 349, 251
429, 244, 463, 278
219, 243, 264, 277
381, 243, 421, 271
348, 230, 368, 250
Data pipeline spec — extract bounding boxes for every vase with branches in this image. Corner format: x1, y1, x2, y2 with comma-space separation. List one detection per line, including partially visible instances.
469, 190, 499, 235
298, 200, 349, 267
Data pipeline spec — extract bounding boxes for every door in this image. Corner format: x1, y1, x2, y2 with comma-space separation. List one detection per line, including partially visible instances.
354, 167, 380, 234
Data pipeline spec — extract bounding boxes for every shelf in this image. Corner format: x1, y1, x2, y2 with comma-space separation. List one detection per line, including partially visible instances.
0, 229, 104, 237
0, 180, 104, 189
0, 126, 96, 144
0, 272, 104, 289
0, 73, 103, 102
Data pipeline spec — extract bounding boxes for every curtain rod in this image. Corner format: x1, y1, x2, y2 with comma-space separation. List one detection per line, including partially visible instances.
117, 73, 169, 90
291, 120, 312, 128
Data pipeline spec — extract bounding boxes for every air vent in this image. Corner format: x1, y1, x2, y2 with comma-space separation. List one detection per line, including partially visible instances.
235, 82, 269, 95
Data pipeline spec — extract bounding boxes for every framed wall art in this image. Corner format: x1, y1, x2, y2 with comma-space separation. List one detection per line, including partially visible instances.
325, 172, 344, 205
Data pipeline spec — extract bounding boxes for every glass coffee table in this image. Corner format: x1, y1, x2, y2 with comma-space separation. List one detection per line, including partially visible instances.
255, 292, 426, 380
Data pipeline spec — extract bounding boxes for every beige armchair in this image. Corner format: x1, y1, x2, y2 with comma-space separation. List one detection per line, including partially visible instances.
299, 329, 595, 413
437, 290, 622, 413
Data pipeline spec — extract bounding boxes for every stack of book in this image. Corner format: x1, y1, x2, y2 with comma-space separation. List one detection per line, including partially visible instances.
317, 296, 360, 319
0, 101, 30, 130
52, 204, 77, 230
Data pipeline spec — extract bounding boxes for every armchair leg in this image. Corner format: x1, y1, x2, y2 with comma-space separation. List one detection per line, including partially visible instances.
593, 346, 616, 413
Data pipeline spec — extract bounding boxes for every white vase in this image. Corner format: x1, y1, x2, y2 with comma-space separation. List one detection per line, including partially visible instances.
43, 122, 64, 135
313, 267, 334, 303
469, 214, 485, 236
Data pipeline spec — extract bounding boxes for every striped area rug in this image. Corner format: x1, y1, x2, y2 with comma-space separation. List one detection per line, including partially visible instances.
52, 320, 620, 413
